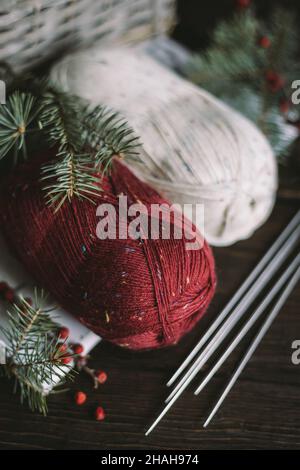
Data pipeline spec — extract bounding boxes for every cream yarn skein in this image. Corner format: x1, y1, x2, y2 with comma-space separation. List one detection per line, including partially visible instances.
50, 46, 277, 246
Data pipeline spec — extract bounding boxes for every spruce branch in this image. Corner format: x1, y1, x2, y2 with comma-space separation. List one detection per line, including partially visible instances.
187, 11, 264, 87
185, 8, 300, 157
268, 8, 299, 75
0, 91, 42, 163
39, 89, 100, 210
83, 105, 140, 173
0, 81, 141, 209
0, 291, 74, 415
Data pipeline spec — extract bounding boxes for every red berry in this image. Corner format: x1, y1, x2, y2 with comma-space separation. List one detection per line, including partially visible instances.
272, 79, 284, 92
265, 71, 285, 92
73, 343, 84, 355
237, 0, 251, 8
61, 355, 72, 364
0, 282, 9, 293
259, 36, 271, 48
265, 70, 275, 80
96, 370, 107, 384
4, 289, 15, 303
75, 391, 87, 405
279, 98, 290, 114
59, 327, 70, 339
95, 406, 105, 421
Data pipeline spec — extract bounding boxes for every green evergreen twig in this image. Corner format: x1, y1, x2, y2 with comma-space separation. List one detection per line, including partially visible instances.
39, 89, 100, 210
0, 91, 42, 163
185, 8, 300, 157
0, 291, 74, 415
0, 81, 141, 210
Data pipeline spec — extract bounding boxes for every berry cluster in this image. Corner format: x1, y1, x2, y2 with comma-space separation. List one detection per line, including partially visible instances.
74, 391, 106, 421
58, 326, 107, 421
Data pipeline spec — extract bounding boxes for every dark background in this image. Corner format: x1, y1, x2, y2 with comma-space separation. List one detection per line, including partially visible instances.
0, 0, 300, 450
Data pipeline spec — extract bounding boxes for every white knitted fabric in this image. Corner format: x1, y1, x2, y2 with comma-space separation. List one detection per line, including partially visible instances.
51, 46, 278, 246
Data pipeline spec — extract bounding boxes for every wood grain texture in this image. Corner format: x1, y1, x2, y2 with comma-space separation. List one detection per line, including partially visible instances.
0, 194, 299, 450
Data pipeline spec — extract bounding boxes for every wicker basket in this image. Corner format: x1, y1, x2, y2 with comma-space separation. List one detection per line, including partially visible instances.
0, 0, 176, 74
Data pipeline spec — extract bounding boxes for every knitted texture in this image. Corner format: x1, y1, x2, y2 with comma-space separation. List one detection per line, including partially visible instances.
0, 156, 216, 350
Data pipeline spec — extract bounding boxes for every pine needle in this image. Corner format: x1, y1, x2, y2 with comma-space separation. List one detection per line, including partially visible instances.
0, 91, 42, 161
0, 81, 141, 210
0, 291, 74, 415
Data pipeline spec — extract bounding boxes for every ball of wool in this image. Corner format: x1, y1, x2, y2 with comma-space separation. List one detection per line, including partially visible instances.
51, 46, 278, 247
0, 156, 216, 350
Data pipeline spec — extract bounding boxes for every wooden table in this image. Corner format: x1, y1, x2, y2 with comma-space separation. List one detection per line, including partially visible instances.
0, 177, 299, 450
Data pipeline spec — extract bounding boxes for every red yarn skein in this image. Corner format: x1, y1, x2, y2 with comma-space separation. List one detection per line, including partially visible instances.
0, 156, 216, 350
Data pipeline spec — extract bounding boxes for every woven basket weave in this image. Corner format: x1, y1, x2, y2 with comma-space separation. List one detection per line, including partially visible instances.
0, 0, 175, 74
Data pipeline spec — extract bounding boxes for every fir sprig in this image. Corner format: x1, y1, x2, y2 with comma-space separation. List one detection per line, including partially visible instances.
0, 291, 74, 415
39, 89, 100, 210
41, 153, 100, 211
0, 91, 42, 163
187, 11, 264, 86
185, 8, 300, 156
83, 105, 140, 174
0, 81, 141, 209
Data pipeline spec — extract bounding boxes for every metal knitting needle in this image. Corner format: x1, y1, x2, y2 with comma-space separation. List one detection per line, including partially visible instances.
145, 232, 300, 437
167, 209, 300, 388
203, 264, 300, 428
194, 253, 300, 396
165, 225, 300, 403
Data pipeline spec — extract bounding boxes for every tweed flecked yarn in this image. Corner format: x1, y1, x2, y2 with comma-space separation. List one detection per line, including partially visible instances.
0, 156, 216, 350
51, 46, 278, 247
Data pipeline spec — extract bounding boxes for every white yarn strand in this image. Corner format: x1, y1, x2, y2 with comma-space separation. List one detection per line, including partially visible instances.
51, 45, 277, 246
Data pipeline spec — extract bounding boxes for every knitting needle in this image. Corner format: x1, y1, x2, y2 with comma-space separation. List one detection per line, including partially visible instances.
194, 252, 300, 396
203, 264, 300, 428
146, 223, 300, 436
145, 232, 299, 437
165, 225, 300, 403
167, 209, 300, 388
